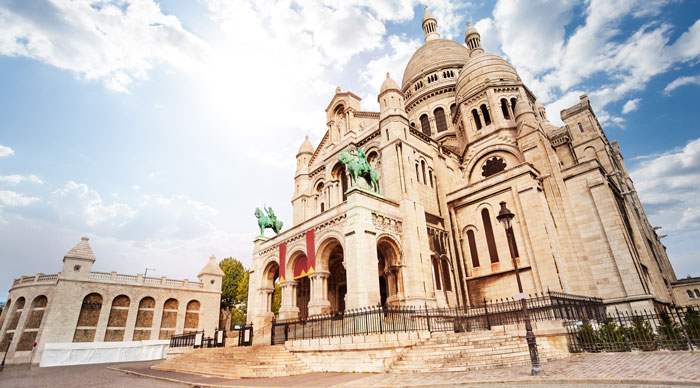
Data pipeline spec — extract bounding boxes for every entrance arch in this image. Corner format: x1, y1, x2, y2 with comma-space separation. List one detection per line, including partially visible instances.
288, 251, 310, 318
377, 236, 403, 306
316, 237, 346, 314
261, 260, 279, 314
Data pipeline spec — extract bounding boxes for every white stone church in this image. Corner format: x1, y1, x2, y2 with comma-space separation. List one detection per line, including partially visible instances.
247, 9, 678, 340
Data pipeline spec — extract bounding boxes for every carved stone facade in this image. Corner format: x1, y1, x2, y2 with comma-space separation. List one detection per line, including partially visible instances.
248, 10, 680, 344
0, 237, 222, 365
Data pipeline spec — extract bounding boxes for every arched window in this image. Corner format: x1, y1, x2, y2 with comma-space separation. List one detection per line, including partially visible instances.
159, 298, 178, 340
432, 258, 441, 290
429, 170, 434, 188
105, 295, 130, 342
501, 99, 511, 119
441, 260, 452, 291
185, 300, 200, 334
320, 203, 325, 212
15, 297, 43, 351
467, 230, 479, 268
578, 122, 584, 133
510, 98, 517, 114
0, 297, 23, 352
332, 163, 348, 202
481, 209, 499, 263
472, 109, 482, 130
481, 104, 491, 126
73, 293, 102, 342
695, 289, 700, 297
688, 290, 695, 299
420, 114, 431, 136
450, 103, 457, 118
415, 164, 420, 182
133, 297, 155, 341
421, 160, 427, 184
0, 299, 10, 333
482, 156, 507, 178
434, 107, 447, 133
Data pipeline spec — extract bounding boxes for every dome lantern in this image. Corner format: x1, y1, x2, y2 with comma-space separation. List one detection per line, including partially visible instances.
422, 6, 440, 42
465, 21, 484, 57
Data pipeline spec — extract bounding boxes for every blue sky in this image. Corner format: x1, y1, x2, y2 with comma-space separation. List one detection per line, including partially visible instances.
1, 0, 699, 301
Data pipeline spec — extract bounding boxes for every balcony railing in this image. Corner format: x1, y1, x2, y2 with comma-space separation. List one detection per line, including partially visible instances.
13, 271, 203, 290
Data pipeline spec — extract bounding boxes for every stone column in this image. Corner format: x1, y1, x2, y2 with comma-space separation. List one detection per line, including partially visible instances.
278, 281, 299, 320
308, 272, 331, 315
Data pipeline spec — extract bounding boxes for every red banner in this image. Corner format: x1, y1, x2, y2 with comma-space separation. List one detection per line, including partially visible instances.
306, 229, 316, 274
279, 242, 286, 283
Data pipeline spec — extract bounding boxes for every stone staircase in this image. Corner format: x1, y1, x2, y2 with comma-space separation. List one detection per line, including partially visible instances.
152, 345, 312, 379
389, 330, 564, 373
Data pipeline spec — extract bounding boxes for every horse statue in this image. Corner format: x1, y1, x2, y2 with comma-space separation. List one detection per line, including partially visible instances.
338, 146, 379, 193
255, 206, 283, 236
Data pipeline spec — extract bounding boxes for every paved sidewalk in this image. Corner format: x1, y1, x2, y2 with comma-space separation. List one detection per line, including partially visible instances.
109, 352, 700, 387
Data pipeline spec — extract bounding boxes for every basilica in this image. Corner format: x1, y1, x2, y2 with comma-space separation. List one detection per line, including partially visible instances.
247, 10, 677, 338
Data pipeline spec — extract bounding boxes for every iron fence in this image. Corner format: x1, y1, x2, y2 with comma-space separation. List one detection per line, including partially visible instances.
169, 330, 202, 348
565, 306, 700, 353
271, 291, 604, 344
169, 329, 226, 348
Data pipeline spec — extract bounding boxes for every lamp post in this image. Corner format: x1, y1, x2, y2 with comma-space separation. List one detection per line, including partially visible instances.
496, 201, 543, 376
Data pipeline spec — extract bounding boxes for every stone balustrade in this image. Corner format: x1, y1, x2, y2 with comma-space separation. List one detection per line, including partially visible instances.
11, 271, 203, 290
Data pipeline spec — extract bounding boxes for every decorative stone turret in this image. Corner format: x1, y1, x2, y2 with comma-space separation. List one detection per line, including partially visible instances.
514, 98, 537, 124
197, 255, 224, 292
422, 7, 440, 42
60, 236, 96, 280
292, 135, 314, 225
464, 21, 484, 57
378, 73, 407, 124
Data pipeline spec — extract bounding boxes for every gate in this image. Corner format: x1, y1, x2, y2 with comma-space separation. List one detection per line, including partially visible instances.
238, 324, 253, 346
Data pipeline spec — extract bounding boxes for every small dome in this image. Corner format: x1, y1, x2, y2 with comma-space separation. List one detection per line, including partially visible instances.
455, 52, 519, 97
380, 73, 400, 94
198, 255, 224, 277
298, 135, 314, 155
402, 39, 470, 89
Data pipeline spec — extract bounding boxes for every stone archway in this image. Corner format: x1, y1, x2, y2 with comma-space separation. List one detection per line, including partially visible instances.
377, 237, 403, 306
261, 261, 279, 315
311, 237, 346, 315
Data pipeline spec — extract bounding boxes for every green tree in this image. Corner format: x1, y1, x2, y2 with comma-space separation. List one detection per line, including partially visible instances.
230, 271, 249, 324
272, 282, 281, 314
219, 257, 246, 310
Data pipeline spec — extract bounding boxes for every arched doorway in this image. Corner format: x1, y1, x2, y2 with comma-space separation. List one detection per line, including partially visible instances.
377, 237, 403, 306
289, 251, 311, 319
317, 237, 346, 314
262, 261, 280, 314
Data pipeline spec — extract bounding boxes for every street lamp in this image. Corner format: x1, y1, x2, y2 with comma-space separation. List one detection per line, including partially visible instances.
496, 201, 543, 376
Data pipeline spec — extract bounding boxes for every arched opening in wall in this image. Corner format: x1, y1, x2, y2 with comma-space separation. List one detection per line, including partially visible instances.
290, 252, 310, 319
466, 230, 480, 268
410, 122, 416, 128
377, 237, 402, 306
320, 203, 325, 212
578, 122, 584, 133
73, 293, 102, 342
481, 209, 499, 263
105, 295, 130, 342
429, 170, 434, 188
0, 298, 23, 352
432, 257, 442, 290
688, 290, 694, 299
262, 261, 280, 314
133, 297, 155, 341
17, 296, 46, 351
332, 163, 349, 202
367, 150, 380, 190
415, 163, 420, 182
159, 298, 179, 340
480, 104, 491, 126
318, 238, 346, 313
482, 156, 507, 178
440, 259, 452, 292
434, 107, 447, 133
0, 299, 10, 335
695, 289, 700, 298
510, 98, 517, 114
420, 114, 431, 136
450, 104, 457, 119
501, 99, 511, 119
185, 300, 200, 334
421, 160, 427, 183
316, 181, 325, 214
472, 109, 482, 130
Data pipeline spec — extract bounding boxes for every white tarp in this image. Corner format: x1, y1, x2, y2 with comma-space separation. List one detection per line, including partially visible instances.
39, 340, 169, 367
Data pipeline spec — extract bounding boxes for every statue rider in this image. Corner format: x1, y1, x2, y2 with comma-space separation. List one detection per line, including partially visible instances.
349, 146, 370, 173
265, 206, 277, 225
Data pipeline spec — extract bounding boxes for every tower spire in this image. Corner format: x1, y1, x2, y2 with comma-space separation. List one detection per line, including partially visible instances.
422, 6, 440, 42
465, 20, 483, 57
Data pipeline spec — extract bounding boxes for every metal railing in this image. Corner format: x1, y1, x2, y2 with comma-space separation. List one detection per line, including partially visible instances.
169, 329, 227, 349
565, 305, 700, 353
271, 291, 604, 345
169, 331, 202, 348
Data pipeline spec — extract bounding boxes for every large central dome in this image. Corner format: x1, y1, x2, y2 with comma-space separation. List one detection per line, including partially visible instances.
401, 39, 470, 90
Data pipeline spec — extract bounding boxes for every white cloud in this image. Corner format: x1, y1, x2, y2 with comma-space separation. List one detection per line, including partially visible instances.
0, 145, 14, 157
621, 98, 641, 114
484, 0, 700, 125
0, 190, 39, 207
0, 174, 44, 185
664, 75, 700, 95
0, 0, 207, 93
49, 181, 135, 228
